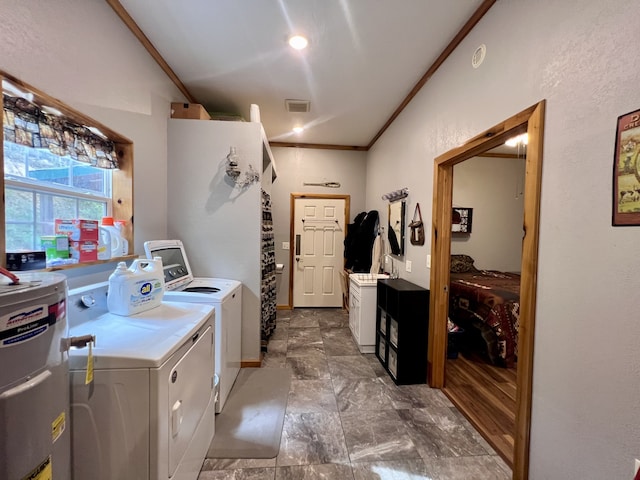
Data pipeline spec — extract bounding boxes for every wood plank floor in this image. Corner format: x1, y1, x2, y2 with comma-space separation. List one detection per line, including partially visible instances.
443, 352, 517, 468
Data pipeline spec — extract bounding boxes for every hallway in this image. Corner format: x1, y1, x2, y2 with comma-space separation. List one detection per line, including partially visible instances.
199, 308, 510, 479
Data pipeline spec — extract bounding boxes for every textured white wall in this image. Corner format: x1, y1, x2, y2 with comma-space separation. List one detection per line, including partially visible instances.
366, 0, 640, 478
270, 147, 367, 305
0, 0, 187, 287
167, 120, 264, 362
452, 156, 525, 272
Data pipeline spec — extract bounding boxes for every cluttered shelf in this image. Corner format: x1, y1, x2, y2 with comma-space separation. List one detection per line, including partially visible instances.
44, 255, 138, 272
3, 217, 134, 274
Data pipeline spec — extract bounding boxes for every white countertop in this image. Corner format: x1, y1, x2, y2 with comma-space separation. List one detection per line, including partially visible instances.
349, 273, 390, 287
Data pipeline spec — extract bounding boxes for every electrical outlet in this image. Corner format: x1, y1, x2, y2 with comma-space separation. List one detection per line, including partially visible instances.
282, 242, 290, 250
406, 260, 412, 272
635, 458, 640, 475
426, 254, 431, 268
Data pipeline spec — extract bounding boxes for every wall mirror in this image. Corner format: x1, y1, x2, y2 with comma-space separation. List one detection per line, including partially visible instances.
388, 200, 405, 255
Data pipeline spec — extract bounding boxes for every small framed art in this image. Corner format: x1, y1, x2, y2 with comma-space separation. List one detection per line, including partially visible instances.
613, 108, 640, 226
452, 207, 473, 234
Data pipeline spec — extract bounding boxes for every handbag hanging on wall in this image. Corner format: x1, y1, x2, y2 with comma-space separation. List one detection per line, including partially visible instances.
409, 203, 425, 246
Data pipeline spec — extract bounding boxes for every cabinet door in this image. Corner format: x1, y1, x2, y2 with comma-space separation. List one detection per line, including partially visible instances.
349, 291, 360, 341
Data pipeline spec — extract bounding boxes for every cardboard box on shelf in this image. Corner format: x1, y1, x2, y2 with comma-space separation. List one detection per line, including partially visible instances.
70, 241, 98, 263
55, 219, 99, 241
41, 235, 70, 260
171, 103, 211, 120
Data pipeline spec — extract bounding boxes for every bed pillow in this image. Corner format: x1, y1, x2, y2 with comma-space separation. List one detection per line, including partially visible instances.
450, 254, 478, 273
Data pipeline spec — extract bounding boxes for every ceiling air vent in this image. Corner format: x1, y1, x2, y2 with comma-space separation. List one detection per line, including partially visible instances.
285, 99, 310, 113
472, 44, 486, 69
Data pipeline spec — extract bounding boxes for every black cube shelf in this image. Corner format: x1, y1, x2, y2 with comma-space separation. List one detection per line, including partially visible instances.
375, 278, 430, 385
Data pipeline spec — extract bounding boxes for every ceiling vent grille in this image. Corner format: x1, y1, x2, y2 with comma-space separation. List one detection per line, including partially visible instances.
472, 44, 486, 69
285, 99, 310, 113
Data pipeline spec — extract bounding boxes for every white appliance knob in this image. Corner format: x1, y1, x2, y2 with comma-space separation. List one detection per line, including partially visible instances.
81, 295, 95, 308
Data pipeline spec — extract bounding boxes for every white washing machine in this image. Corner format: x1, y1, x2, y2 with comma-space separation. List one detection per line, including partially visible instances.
67, 281, 215, 480
144, 239, 242, 413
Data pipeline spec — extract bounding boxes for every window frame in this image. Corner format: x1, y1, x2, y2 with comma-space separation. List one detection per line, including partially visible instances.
1, 70, 134, 269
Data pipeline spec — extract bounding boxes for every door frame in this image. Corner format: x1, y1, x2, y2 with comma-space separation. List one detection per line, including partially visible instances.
288, 193, 351, 309
428, 101, 545, 480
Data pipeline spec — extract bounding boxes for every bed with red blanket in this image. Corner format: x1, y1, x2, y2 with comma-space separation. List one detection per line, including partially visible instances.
448, 255, 520, 367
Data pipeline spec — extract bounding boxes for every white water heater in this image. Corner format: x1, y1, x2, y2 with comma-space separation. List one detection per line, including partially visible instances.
0, 272, 70, 479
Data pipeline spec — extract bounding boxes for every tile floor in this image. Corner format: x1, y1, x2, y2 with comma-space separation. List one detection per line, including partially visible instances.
199, 308, 511, 479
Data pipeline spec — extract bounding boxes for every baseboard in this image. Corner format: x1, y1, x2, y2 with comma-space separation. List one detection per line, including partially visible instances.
241, 360, 262, 368
277, 304, 292, 310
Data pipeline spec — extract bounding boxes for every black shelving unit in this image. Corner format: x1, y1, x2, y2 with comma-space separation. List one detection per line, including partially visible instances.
375, 278, 430, 385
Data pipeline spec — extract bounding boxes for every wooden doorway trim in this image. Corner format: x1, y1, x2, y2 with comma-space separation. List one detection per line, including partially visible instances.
288, 193, 351, 309
427, 101, 545, 480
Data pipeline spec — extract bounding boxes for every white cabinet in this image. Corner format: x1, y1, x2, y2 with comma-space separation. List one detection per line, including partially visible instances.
348, 274, 388, 353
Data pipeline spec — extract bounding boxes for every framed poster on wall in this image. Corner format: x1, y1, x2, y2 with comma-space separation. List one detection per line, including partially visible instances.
613, 108, 640, 226
452, 207, 473, 233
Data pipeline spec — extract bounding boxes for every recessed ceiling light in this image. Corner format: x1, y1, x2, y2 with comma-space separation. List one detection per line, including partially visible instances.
288, 35, 308, 50
292, 126, 304, 134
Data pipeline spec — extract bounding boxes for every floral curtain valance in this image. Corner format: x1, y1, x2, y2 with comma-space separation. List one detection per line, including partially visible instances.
2, 94, 118, 169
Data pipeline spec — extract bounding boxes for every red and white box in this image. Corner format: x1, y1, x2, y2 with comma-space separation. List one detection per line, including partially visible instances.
70, 241, 98, 263
55, 219, 99, 241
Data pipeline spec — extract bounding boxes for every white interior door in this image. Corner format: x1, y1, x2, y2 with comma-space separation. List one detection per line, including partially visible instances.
293, 197, 346, 307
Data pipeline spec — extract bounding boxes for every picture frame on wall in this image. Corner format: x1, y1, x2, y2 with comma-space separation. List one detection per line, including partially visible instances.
613, 108, 640, 226
452, 207, 473, 234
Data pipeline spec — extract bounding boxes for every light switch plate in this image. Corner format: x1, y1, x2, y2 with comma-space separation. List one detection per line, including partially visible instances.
406, 260, 412, 272
426, 254, 431, 268
282, 242, 290, 250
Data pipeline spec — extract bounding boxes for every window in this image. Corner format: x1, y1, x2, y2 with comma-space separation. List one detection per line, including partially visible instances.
4, 141, 112, 251
1, 71, 134, 265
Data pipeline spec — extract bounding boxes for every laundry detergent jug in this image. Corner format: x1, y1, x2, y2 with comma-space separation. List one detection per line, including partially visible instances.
97, 226, 111, 260
101, 216, 128, 257
107, 258, 165, 316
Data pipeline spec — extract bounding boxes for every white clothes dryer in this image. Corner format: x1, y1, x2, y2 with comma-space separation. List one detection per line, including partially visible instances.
67, 282, 215, 480
144, 239, 242, 413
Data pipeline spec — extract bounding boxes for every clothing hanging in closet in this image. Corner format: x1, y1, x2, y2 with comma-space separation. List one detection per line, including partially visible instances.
261, 189, 277, 347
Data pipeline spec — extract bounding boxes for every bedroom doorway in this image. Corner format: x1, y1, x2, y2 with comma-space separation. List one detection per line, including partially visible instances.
445, 144, 524, 465
428, 101, 545, 480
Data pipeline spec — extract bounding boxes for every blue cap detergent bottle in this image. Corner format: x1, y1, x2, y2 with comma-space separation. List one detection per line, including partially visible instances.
107, 257, 165, 316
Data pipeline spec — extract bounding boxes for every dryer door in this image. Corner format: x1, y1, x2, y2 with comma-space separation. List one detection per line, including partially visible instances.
167, 325, 214, 476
